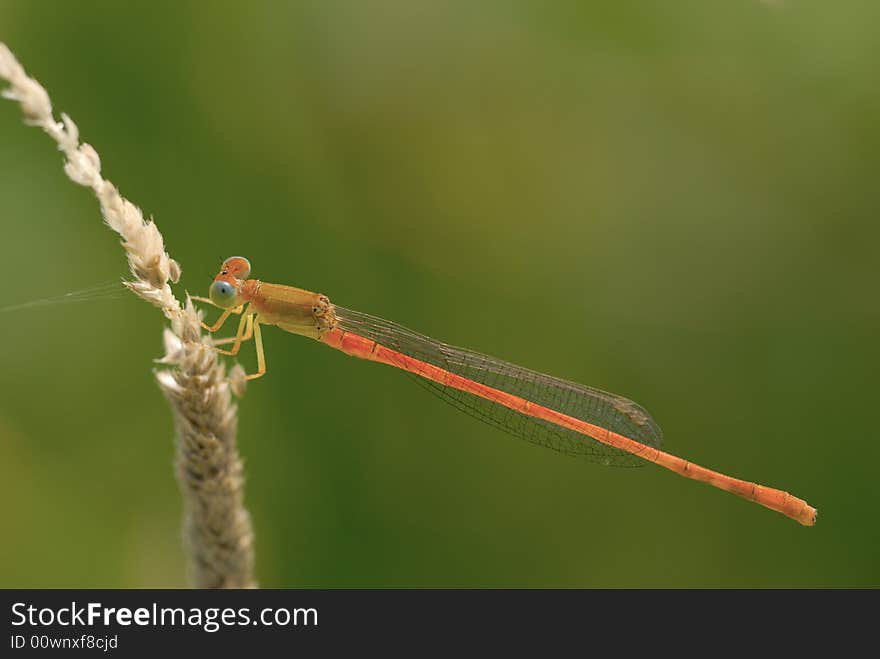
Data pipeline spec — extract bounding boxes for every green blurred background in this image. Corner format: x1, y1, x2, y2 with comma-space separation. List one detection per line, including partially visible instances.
1, 1, 877, 588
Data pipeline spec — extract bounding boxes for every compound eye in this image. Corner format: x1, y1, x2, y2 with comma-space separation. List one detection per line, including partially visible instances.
222, 256, 251, 280
209, 280, 239, 308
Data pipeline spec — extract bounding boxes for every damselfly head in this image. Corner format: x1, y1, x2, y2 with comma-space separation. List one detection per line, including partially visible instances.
209, 256, 250, 308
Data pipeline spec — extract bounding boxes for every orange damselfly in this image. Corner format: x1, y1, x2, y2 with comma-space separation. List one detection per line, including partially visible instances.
200, 256, 817, 526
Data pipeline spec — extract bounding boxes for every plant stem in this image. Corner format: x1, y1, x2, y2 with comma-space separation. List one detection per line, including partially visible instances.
0, 42, 256, 588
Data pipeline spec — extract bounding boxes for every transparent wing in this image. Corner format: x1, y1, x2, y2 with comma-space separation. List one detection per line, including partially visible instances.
335, 306, 663, 467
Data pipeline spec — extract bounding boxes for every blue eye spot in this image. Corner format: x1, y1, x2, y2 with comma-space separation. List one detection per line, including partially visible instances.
209, 281, 238, 308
